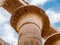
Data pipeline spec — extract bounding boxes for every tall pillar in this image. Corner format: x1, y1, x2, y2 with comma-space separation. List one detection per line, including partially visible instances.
10, 5, 50, 45
0, 0, 55, 45
0, 0, 58, 39
18, 22, 41, 45
0, 0, 60, 45
0, 0, 49, 45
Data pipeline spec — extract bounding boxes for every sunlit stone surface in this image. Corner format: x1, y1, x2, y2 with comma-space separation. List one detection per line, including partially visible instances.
53, 40, 60, 45
0, 0, 5, 6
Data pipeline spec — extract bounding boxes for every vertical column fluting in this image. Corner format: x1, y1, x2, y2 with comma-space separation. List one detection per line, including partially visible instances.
18, 23, 42, 45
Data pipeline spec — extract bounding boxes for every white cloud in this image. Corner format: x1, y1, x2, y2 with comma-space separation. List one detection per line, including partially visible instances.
28, 0, 52, 5
58, 27, 60, 31
0, 7, 18, 45
1, 24, 18, 45
0, 7, 11, 24
46, 9, 60, 24
0, 14, 7, 23
3, 31, 18, 45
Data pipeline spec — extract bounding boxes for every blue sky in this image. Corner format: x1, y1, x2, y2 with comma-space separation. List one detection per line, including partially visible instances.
0, 0, 60, 45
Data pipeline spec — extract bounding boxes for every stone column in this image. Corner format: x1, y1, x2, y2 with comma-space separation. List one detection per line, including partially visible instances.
0, 0, 48, 45
10, 5, 50, 45
0, 0, 58, 45
0, 0, 58, 39
18, 23, 41, 45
